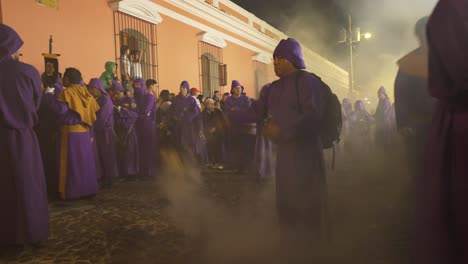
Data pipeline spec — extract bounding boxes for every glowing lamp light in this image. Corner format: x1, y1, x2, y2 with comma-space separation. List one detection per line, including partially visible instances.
363, 33, 372, 39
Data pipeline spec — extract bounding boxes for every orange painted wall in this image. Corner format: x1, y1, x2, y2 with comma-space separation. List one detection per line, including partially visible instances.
223, 41, 255, 97
157, 14, 200, 94
2, 0, 114, 82
0, 0, 3, 23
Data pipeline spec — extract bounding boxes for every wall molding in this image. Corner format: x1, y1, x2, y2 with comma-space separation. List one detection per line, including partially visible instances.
252, 53, 272, 64
197, 32, 227, 48
110, 0, 163, 24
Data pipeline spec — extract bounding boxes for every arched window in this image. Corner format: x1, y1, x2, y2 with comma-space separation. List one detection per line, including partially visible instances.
199, 42, 225, 98
113, 7, 159, 91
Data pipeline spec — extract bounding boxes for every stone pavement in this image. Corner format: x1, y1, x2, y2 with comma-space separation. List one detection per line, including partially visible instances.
0, 152, 413, 264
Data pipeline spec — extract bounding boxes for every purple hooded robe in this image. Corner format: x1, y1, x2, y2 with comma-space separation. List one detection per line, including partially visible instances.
89, 78, 118, 183
415, 1, 468, 263
171, 81, 200, 158
374, 86, 396, 150
224, 80, 256, 172
349, 100, 374, 155
339, 98, 353, 153
394, 30, 435, 185
0, 24, 49, 245
133, 78, 146, 107
268, 38, 327, 250
136, 89, 158, 178
114, 88, 140, 178
35, 74, 63, 196
43, 80, 100, 200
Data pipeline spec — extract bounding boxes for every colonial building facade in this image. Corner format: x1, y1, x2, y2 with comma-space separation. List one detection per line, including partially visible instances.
1, 0, 349, 98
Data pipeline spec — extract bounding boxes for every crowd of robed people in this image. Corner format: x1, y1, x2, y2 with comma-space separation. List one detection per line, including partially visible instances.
1, 2, 468, 262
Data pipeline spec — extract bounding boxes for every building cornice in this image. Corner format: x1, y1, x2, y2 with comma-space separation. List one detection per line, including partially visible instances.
164, 0, 279, 51
197, 31, 227, 48
110, 0, 163, 24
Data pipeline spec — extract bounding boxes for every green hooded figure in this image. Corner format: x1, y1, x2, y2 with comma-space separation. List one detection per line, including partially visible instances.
100, 61, 118, 90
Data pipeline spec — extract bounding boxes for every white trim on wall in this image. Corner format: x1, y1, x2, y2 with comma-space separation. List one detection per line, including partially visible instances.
252, 53, 272, 64
165, 0, 278, 50
197, 32, 227, 48
110, 0, 163, 24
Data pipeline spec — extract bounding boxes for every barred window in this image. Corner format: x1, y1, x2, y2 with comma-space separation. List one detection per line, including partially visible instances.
254, 61, 269, 98
199, 42, 226, 98
113, 11, 159, 91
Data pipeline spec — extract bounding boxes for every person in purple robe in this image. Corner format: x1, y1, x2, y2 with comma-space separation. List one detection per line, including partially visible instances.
135, 79, 158, 179
88, 78, 118, 187
171, 80, 200, 160
132, 78, 146, 107
415, 2, 468, 263
374, 86, 396, 151
202, 98, 228, 169
156, 90, 174, 151
112, 80, 140, 179
42, 68, 100, 200
394, 17, 434, 184
0, 24, 49, 245
254, 83, 275, 181
340, 98, 353, 153
190, 87, 208, 164
35, 74, 63, 198
349, 100, 374, 158
261, 38, 327, 258
224, 80, 256, 174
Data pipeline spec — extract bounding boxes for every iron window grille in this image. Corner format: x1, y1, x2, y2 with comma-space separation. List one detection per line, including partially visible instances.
198, 42, 226, 98
113, 11, 159, 92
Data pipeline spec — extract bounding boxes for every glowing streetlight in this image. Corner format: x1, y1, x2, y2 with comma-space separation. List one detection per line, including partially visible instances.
337, 19, 373, 93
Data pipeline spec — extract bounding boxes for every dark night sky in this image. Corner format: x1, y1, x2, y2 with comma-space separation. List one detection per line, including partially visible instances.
231, 0, 437, 97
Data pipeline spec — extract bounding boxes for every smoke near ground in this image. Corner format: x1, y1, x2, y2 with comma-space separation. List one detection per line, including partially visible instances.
157, 134, 414, 263
158, 150, 280, 263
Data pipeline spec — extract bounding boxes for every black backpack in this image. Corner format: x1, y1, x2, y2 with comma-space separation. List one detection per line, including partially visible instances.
295, 71, 343, 168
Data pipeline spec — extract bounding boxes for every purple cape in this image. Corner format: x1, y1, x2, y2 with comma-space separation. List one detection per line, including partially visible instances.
0, 24, 49, 244
415, 2, 468, 263
135, 92, 158, 177
267, 71, 327, 244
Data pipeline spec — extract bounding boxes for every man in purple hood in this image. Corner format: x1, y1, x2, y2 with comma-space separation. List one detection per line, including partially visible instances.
136, 79, 158, 179
88, 78, 118, 187
171, 81, 200, 160
113, 80, 140, 179
263, 38, 328, 258
224, 80, 256, 173
374, 86, 396, 151
0, 23, 49, 245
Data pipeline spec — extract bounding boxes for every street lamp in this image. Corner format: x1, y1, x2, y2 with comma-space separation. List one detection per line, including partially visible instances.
338, 15, 372, 93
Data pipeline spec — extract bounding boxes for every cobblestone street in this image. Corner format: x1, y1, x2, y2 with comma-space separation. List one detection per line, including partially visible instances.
0, 151, 413, 264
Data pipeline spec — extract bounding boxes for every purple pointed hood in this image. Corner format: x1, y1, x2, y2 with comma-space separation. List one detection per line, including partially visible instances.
0, 24, 24, 61
378, 86, 388, 98
133, 78, 147, 97
342, 98, 352, 114
180, 80, 190, 95
111, 80, 125, 92
273, 38, 306, 70
354, 100, 366, 111
89, 78, 108, 96
231, 80, 244, 92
